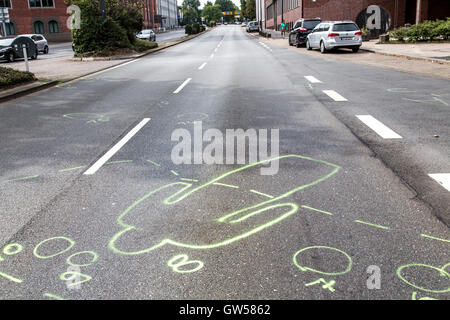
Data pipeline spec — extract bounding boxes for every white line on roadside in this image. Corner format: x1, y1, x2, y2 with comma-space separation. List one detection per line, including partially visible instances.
198, 62, 207, 70
173, 78, 192, 94
84, 118, 151, 175
429, 173, 450, 192
210, 53, 214, 58
305, 76, 322, 83
356, 115, 403, 139
214, 47, 218, 52
322, 90, 348, 101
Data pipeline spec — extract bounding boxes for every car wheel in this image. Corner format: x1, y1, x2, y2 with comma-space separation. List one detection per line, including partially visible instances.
7, 52, 14, 62
320, 41, 327, 53
288, 36, 293, 46
306, 39, 312, 50
296, 39, 301, 48
352, 46, 360, 53
44, 46, 49, 54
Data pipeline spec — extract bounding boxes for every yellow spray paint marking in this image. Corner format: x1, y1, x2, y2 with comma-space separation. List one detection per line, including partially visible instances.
0, 175, 39, 184
396, 263, 450, 294
354, 220, 389, 230
33, 236, 75, 259
167, 254, 204, 273
249, 189, 274, 198
0, 243, 25, 283
305, 278, 336, 292
66, 251, 98, 267
105, 160, 133, 165
0, 271, 23, 284
171, 170, 179, 176
420, 234, 450, 243
60, 271, 92, 287
43, 293, 66, 300
293, 246, 352, 276
212, 182, 239, 189
58, 166, 87, 173
108, 155, 341, 256
146, 160, 161, 167
180, 178, 199, 182
301, 205, 333, 216
411, 292, 438, 300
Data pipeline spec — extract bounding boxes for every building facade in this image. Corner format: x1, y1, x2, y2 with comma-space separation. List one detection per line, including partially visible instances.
1, 0, 71, 41
155, 0, 177, 30
260, 0, 450, 34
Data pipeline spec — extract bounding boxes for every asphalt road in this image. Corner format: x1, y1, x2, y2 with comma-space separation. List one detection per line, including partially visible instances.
0, 26, 448, 300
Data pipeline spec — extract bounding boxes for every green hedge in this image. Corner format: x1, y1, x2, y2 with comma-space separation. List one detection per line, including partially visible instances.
390, 18, 450, 42
0, 67, 36, 88
185, 23, 205, 35
133, 39, 158, 52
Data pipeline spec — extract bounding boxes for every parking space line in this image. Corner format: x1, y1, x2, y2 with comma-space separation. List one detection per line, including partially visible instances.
428, 173, 450, 192
356, 115, 402, 139
198, 62, 207, 70
322, 90, 348, 101
173, 78, 192, 94
305, 76, 322, 83
84, 118, 151, 175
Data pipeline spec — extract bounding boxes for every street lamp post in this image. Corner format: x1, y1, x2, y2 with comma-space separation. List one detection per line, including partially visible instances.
100, 0, 106, 20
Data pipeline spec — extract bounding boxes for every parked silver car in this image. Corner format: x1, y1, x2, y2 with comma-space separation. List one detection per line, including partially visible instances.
246, 21, 259, 33
23, 34, 49, 54
136, 29, 156, 41
306, 21, 362, 53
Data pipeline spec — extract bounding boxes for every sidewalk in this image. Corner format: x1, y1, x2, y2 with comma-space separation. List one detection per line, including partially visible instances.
251, 32, 450, 80
361, 40, 450, 64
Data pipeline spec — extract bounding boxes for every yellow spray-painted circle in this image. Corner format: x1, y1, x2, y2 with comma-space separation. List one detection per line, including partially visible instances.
396, 263, 450, 294
167, 254, 204, 273
66, 251, 99, 267
3, 243, 23, 255
33, 236, 75, 259
293, 246, 352, 276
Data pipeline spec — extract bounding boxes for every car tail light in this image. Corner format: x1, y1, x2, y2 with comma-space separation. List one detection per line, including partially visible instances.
298, 27, 307, 32
355, 31, 362, 35
328, 33, 339, 37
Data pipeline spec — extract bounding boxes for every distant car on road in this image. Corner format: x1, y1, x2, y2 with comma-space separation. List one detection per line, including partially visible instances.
241, 22, 247, 27
136, 29, 156, 41
246, 21, 259, 32
224, 22, 228, 25
306, 21, 362, 53
288, 18, 321, 47
0, 36, 38, 62
22, 34, 49, 54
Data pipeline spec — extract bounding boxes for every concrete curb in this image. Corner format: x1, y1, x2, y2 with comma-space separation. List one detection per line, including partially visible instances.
0, 29, 210, 104
360, 47, 450, 65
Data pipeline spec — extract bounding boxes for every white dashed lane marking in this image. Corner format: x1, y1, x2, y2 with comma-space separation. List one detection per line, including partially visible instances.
173, 78, 192, 94
198, 62, 207, 70
323, 90, 348, 101
429, 173, 450, 192
356, 115, 403, 139
304, 76, 322, 83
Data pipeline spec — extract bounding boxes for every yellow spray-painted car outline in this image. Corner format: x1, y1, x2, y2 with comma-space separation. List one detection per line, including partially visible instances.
108, 154, 341, 256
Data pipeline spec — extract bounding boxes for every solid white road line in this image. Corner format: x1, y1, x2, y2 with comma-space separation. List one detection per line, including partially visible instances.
84, 118, 151, 175
210, 53, 214, 58
322, 90, 348, 101
173, 78, 192, 94
356, 115, 403, 139
304, 76, 322, 83
429, 173, 450, 192
198, 62, 207, 70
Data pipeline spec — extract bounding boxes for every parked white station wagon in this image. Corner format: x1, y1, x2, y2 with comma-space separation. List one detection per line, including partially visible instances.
306, 21, 362, 53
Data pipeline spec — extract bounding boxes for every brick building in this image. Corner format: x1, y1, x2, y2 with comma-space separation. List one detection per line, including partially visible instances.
259, 0, 450, 34
1, 0, 71, 41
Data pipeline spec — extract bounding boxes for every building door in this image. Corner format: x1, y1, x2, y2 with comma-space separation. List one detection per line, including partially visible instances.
405, 0, 416, 25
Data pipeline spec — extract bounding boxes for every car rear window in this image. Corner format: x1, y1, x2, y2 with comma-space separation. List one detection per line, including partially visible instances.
303, 20, 321, 29
333, 23, 359, 31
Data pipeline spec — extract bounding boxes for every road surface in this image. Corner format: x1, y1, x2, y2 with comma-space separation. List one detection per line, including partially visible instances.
0, 26, 448, 300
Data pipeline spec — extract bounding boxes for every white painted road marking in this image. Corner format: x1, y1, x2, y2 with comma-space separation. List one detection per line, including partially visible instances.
356, 115, 403, 139
429, 173, 450, 192
84, 118, 151, 175
198, 62, 207, 70
173, 78, 192, 94
323, 90, 348, 101
210, 53, 214, 59
214, 47, 218, 52
305, 76, 322, 83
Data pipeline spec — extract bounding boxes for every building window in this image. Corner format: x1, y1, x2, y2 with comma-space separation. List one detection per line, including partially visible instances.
5, 22, 14, 35
34, 21, 44, 34
49, 20, 58, 33
0, 0, 12, 8
29, 0, 54, 8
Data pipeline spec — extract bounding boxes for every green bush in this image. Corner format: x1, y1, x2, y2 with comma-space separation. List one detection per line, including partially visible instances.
185, 24, 193, 35
434, 18, 450, 40
0, 67, 36, 88
390, 26, 408, 41
133, 38, 158, 52
390, 19, 450, 42
192, 23, 200, 34
68, 0, 144, 55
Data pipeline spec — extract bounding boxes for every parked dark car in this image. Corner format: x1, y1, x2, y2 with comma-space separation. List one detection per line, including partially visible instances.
0, 36, 38, 62
288, 18, 321, 47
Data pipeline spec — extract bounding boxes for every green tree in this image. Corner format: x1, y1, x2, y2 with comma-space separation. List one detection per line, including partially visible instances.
215, 0, 235, 11
246, 0, 256, 20
202, 4, 223, 25
182, 5, 198, 25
